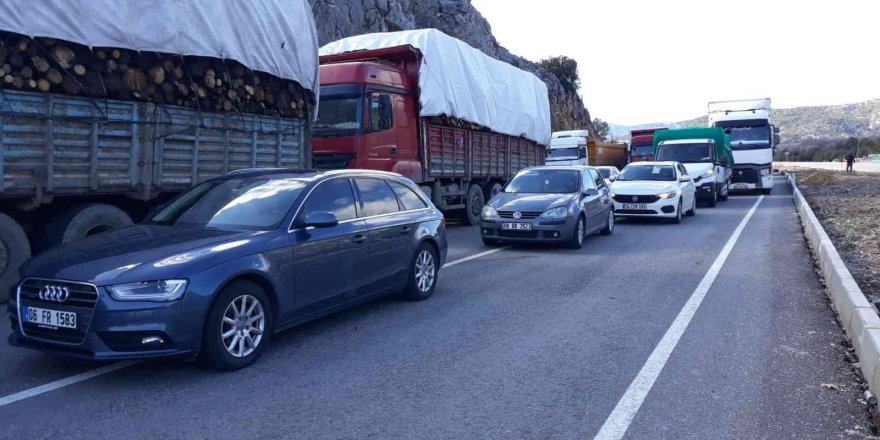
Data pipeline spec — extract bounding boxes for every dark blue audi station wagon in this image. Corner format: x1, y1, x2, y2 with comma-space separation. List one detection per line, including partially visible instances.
8, 169, 447, 370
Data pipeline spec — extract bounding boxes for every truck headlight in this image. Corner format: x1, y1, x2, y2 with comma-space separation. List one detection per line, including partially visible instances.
760, 168, 770, 176
540, 206, 569, 219
481, 205, 499, 219
657, 191, 678, 200
702, 169, 716, 179
109, 280, 188, 302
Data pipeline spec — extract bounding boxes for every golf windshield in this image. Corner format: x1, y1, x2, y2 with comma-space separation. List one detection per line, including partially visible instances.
617, 165, 676, 182
547, 147, 580, 159
505, 170, 580, 193
656, 143, 713, 163
630, 144, 654, 157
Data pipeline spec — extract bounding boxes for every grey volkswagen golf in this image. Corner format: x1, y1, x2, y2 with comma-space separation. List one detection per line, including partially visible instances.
8, 169, 447, 370
480, 166, 614, 248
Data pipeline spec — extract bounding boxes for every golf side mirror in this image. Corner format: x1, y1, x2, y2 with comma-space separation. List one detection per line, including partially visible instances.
583, 188, 599, 197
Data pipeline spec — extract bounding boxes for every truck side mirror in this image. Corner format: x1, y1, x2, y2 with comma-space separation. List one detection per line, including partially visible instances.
774, 134, 781, 145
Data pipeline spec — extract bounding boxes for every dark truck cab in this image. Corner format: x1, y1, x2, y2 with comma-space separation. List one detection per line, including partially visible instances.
314, 45, 546, 225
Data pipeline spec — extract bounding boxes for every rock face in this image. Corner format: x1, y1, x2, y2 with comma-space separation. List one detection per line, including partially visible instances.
309, 0, 595, 136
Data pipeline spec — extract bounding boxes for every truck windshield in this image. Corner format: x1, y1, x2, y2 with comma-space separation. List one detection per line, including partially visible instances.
726, 126, 771, 149
149, 177, 308, 231
547, 148, 579, 159
314, 93, 363, 137
618, 165, 676, 182
656, 143, 713, 163
505, 170, 580, 194
630, 144, 654, 157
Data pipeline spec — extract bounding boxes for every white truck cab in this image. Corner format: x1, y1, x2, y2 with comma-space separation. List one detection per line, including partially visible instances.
547, 130, 590, 166
708, 99, 779, 194
655, 138, 732, 207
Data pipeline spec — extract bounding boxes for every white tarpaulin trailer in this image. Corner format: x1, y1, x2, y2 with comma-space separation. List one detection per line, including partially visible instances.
0, 0, 320, 93
320, 29, 552, 146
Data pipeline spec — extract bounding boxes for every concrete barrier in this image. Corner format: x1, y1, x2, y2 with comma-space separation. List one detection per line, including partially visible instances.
788, 173, 880, 393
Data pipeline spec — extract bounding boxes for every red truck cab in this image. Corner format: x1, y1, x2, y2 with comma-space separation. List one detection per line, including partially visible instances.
629, 128, 667, 163
313, 46, 422, 183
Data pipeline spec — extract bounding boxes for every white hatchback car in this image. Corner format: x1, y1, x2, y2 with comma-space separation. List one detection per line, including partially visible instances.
610, 161, 697, 224
595, 166, 620, 186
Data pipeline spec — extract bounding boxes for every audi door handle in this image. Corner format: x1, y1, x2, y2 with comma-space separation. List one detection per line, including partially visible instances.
351, 235, 367, 245
400, 226, 412, 234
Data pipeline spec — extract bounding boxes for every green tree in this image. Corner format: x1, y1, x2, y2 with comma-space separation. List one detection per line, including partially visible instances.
592, 118, 610, 141
538, 56, 581, 94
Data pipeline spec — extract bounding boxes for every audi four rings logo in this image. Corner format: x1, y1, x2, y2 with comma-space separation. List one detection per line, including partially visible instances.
39, 285, 70, 303
512, 211, 522, 219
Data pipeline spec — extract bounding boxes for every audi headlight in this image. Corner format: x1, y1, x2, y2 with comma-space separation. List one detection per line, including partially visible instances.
481, 205, 499, 219
657, 191, 678, 200
540, 206, 569, 219
109, 280, 188, 302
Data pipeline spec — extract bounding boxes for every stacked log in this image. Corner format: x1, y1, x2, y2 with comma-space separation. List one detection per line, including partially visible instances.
0, 31, 314, 119
426, 115, 495, 134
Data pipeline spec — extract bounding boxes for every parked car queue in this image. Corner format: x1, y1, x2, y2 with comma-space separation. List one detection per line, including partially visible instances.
8, 162, 722, 370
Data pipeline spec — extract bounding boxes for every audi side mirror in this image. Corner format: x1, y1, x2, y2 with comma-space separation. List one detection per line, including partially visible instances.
303, 211, 339, 228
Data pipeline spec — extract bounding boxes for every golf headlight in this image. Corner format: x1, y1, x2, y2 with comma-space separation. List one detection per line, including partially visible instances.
657, 191, 678, 200
109, 280, 188, 302
481, 205, 499, 219
760, 168, 770, 176
540, 206, 569, 219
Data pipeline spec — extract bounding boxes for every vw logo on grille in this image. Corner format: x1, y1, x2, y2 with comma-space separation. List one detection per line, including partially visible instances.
512, 211, 522, 220
632, 196, 639, 202
38, 285, 70, 303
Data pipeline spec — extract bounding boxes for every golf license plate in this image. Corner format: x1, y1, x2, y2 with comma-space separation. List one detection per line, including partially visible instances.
22, 306, 77, 329
623, 203, 648, 210
501, 222, 532, 231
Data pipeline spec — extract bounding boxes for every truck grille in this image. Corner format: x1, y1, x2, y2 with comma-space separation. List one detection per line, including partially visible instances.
732, 168, 760, 184
612, 194, 660, 204
17, 279, 98, 344
313, 153, 355, 170
498, 211, 541, 219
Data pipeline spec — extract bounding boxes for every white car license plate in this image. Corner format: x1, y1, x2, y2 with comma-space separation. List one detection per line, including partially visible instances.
623, 203, 648, 210
22, 306, 77, 329
731, 183, 750, 190
501, 222, 532, 231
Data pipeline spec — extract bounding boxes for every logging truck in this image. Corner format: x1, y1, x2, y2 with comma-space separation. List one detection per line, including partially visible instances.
0, 0, 319, 301
315, 29, 552, 225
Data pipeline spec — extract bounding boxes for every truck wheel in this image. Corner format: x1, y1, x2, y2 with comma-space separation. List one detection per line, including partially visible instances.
43, 204, 133, 248
719, 181, 729, 201
0, 213, 30, 303
461, 184, 484, 226
482, 183, 503, 201
762, 188, 772, 195
707, 187, 718, 207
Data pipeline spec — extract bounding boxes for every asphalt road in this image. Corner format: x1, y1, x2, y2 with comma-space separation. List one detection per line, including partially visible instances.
0, 176, 870, 439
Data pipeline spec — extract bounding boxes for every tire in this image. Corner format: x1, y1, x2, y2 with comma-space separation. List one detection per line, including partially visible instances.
566, 215, 586, 249
0, 213, 30, 303
42, 203, 133, 248
671, 201, 683, 224
199, 280, 273, 371
460, 184, 485, 226
402, 242, 439, 301
719, 181, 729, 201
600, 209, 614, 236
686, 198, 696, 217
482, 182, 503, 201
762, 188, 772, 195
707, 186, 718, 207
482, 237, 501, 247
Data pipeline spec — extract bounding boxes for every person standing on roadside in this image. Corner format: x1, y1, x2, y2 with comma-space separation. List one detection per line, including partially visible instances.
846, 153, 856, 173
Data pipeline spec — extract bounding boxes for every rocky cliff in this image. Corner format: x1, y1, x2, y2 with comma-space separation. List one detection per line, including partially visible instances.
309, 0, 595, 136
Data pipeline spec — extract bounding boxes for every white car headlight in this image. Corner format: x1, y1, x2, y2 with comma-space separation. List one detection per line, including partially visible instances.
657, 191, 678, 200
109, 280, 188, 302
540, 206, 569, 219
481, 205, 499, 219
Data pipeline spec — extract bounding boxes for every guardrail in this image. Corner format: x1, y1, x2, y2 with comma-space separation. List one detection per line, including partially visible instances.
788, 173, 880, 394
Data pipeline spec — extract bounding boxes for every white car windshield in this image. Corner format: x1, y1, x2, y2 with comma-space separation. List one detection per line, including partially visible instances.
617, 166, 676, 182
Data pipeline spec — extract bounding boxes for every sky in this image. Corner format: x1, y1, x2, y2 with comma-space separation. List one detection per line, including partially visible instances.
470, 0, 880, 126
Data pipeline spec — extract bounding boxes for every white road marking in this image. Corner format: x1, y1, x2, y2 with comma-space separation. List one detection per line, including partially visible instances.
0, 360, 141, 407
593, 195, 765, 440
443, 246, 510, 268
0, 246, 508, 407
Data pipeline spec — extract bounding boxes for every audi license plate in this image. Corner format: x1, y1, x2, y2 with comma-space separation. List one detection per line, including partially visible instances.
22, 306, 77, 329
501, 222, 532, 231
623, 203, 648, 210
